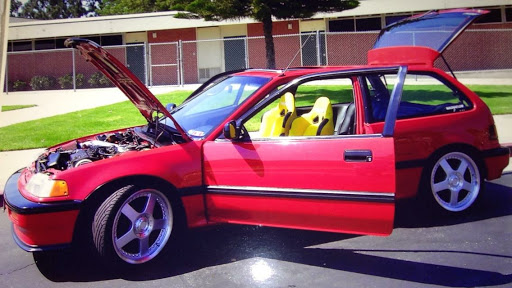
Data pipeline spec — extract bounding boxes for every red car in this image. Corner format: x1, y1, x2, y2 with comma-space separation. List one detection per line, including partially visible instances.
3, 9, 509, 266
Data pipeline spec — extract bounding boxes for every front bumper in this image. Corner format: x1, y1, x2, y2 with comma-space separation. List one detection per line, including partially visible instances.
3, 171, 81, 251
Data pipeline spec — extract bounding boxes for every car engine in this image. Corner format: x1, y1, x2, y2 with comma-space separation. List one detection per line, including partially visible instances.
35, 129, 151, 172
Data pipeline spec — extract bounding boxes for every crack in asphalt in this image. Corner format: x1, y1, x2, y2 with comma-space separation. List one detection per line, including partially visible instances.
0, 263, 36, 277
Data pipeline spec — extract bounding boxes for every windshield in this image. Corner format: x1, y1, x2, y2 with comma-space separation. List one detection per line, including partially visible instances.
374, 10, 484, 52
162, 75, 270, 138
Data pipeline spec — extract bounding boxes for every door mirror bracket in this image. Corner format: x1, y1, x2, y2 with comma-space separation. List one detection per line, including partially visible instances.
223, 120, 242, 140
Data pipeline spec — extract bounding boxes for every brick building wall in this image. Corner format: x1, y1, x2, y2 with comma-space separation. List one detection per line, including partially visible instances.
247, 20, 301, 68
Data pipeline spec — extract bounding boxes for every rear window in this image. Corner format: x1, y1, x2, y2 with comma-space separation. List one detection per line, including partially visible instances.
363, 73, 473, 122
374, 11, 483, 52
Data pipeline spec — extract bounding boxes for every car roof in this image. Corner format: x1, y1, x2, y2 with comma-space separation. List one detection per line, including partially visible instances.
231, 66, 367, 78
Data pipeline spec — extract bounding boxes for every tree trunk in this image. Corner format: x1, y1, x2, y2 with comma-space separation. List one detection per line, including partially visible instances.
261, 12, 276, 69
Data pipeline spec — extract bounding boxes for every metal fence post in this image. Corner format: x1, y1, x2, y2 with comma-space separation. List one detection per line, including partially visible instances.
72, 49, 76, 91
143, 44, 148, 86
323, 31, 329, 65
178, 40, 184, 86
244, 37, 249, 68
316, 30, 321, 66
4, 54, 7, 94
148, 43, 153, 87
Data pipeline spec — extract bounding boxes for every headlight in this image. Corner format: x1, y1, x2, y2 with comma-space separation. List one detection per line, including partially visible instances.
25, 173, 69, 198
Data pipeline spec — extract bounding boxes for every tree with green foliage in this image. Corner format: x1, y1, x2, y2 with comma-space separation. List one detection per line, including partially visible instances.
11, 0, 99, 19
99, 0, 173, 15
180, 0, 360, 68
99, 0, 359, 69
10, 0, 23, 17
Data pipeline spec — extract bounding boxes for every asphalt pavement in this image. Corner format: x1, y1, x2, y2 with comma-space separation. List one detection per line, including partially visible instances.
0, 173, 510, 287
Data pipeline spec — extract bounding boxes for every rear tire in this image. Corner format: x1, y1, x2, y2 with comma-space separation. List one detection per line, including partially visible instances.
92, 185, 174, 265
425, 151, 483, 213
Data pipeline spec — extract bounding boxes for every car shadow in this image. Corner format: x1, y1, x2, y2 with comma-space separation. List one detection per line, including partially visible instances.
395, 173, 512, 228
34, 175, 512, 286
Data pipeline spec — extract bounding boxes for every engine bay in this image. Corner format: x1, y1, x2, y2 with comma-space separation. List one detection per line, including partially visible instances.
35, 129, 152, 172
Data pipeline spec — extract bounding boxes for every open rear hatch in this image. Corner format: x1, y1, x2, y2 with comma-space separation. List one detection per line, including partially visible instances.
368, 9, 488, 67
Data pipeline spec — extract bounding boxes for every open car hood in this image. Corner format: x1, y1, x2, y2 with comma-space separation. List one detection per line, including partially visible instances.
369, 9, 488, 66
65, 38, 190, 142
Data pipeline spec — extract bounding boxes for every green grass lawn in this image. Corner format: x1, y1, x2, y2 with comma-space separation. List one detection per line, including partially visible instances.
0, 91, 189, 151
1, 104, 37, 112
467, 85, 512, 115
0, 85, 511, 151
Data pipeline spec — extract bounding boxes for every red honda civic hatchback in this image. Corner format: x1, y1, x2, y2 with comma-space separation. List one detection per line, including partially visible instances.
3, 9, 509, 266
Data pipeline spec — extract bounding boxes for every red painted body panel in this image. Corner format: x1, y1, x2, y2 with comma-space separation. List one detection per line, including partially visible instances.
368, 46, 440, 68
207, 194, 394, 236
181, 195, 208, 228
203, 136, 395, 235
8, 207, 78, 246
204, 137, 395, 192
485, 155, 510, 180
362, 67, 508, 198
395, 168, 423, 199
21, 141, 204, 204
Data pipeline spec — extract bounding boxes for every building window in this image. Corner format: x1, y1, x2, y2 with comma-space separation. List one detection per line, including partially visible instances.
506, 7, 512, 22
385, 15, 410, 26
56, 38, 68, 49
35, 39, 55, 50
12, 41, 32, 51
475, 8, 502, 24
81, 35, 123, 46
330, 17, 382, 32
84, 36, 101, 45
355, 17, 381, 31
101, 35, 123, 46
329, 19, 355, 32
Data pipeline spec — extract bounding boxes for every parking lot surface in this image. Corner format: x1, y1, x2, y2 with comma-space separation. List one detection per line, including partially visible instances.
0, 173, 510, 288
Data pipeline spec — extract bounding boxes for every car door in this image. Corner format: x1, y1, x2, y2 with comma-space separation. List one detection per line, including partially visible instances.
202, 67, 406, 236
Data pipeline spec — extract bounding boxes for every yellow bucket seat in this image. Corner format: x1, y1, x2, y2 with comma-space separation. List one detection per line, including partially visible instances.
289, 97, 334, 136
259, 92, 297, 137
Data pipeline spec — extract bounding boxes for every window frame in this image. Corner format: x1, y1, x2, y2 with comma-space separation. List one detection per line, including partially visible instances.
361, 71, 474, 124
229, 66, 405, 141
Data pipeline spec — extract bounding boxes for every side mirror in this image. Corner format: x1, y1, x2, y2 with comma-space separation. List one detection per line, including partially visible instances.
223, 120, 240, 140
166, 103, 176, 112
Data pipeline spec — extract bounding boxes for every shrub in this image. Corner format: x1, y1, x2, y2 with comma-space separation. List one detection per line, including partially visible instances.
58, 74, 73, 89
12, 80, 27, 91
30, 75, 56, 90
88, 72, 110, 87
76, 73, 84, 87
58, 73, 85, 89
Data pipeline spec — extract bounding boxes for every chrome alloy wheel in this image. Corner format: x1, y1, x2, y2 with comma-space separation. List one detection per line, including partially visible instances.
430, 152, 480, 212
112, 189, 172, 264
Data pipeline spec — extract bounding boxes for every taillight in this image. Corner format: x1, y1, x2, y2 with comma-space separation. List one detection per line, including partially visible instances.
489, 124, 499, 141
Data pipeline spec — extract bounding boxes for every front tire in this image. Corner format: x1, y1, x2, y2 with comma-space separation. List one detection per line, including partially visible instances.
92, 185, 173, 265
427, 151, 482, 213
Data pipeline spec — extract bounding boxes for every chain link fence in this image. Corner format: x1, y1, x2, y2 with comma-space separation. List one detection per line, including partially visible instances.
4, 43, 146, 92
4, 29, 512, 92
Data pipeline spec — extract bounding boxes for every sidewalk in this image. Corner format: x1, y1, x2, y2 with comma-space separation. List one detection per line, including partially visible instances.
0, 85, 200, 128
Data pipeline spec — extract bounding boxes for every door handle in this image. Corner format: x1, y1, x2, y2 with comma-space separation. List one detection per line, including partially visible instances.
344, 150, 373, 162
